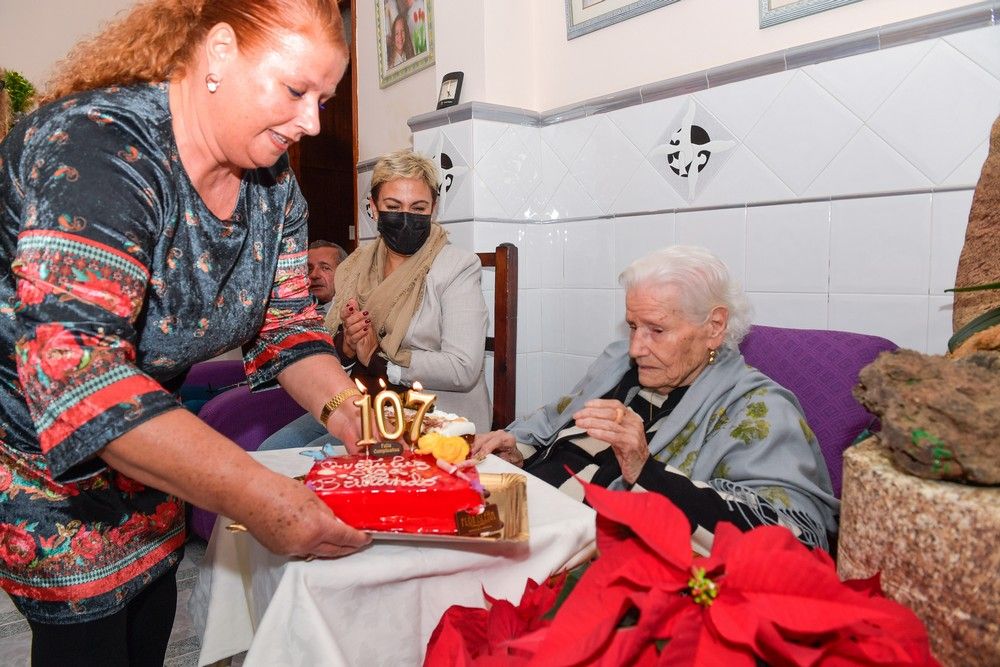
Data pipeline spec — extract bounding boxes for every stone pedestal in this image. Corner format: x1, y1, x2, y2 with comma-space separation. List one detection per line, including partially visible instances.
839, 438, 1000, 666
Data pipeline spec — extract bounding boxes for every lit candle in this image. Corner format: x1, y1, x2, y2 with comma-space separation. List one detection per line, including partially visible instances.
353, 379, 377, 452
404, 381, 437, 444
375, 379, 405, 440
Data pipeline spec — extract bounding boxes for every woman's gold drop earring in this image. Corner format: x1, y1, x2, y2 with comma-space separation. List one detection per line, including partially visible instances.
708, 348, 717, 365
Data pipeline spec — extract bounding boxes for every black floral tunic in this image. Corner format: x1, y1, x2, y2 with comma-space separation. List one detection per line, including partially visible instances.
0, 83, 334, 623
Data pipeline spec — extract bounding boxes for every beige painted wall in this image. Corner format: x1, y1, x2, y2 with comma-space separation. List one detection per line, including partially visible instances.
0, 1, 135, 87
356, 0, 980, 160
1, 0, 981, 162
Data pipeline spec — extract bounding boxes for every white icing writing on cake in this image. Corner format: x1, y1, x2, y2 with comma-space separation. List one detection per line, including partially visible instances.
312, 456, 439, 491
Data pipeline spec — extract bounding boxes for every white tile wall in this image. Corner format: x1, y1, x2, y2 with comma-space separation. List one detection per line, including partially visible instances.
375, 24, 995, 421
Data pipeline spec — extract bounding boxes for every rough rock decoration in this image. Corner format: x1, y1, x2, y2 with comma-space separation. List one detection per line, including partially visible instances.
953, 114, 1000, 333
853, 348, 1000, 484
839, 439, 1000, 667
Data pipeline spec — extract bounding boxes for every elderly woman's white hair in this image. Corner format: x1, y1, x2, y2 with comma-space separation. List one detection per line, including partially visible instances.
619, 245, 752, 349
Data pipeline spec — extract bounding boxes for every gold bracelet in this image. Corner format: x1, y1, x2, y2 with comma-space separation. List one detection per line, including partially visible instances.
319, 387, 362, 427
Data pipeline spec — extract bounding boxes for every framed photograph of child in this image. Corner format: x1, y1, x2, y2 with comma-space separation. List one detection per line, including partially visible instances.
376, 0, 435, 88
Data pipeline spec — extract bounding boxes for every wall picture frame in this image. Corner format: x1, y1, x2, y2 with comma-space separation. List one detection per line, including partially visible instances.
376, 0, 435, 88
759, 0, 863, 29
565, 0, 681, 40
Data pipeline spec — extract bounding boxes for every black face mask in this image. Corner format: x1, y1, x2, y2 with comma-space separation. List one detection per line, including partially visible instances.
377, 210, 432, 255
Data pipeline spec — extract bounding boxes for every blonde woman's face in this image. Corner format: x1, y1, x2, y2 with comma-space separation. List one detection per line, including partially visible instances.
213, 28, 347, 169
372, 177, 434, 216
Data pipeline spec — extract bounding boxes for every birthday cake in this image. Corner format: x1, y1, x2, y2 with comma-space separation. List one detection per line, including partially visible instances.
305, 451, 488, 534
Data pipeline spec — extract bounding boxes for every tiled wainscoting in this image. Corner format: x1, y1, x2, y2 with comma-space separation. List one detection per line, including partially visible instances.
357, 11, 999, 421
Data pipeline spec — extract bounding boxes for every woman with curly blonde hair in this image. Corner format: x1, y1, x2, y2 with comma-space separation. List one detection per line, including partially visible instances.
0, 1, 371, 663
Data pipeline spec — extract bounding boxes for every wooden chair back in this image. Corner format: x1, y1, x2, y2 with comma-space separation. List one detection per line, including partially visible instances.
477, 243, 518, 430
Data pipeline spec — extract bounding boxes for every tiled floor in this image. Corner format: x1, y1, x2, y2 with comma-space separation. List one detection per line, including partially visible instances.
0, 537, 238, 667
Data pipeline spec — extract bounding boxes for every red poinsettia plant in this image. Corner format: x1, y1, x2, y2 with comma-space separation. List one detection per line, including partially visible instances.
425, 481, 938, 666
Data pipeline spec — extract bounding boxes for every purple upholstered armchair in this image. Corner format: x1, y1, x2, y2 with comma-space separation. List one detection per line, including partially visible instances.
738, 325, 897, 496
187, 382, 307, 541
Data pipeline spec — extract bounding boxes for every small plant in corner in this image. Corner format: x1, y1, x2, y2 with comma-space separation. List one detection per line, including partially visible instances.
3, 70, 37, 115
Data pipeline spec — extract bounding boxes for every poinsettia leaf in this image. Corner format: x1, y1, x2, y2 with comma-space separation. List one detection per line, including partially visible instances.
423, 606, 487, 665
542, 563, 589, 621
530, 584, 637, 665
841, 572, 884, 598
657, 607, 756, 667
594, 626, 661, 666
582, 479, 693, 569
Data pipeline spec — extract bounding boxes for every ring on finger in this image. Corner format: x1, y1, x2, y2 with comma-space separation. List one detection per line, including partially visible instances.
614, 407, 624, 424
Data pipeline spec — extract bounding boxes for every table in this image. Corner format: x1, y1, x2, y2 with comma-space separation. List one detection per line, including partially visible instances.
189, 448, 597, 666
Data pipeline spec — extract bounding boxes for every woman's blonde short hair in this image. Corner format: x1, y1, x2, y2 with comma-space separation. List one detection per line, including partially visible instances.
370, 149, 440, 203
619, 245, 752, 349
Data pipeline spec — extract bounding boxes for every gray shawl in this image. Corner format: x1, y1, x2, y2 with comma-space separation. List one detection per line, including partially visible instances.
507, 341, 839, 550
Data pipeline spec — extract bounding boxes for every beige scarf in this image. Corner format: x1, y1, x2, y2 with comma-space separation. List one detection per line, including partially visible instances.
325, 224, 448, 367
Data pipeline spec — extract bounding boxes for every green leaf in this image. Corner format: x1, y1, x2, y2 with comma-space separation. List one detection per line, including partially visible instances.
944, 281, 1000, 293
947, 304, 1000, 352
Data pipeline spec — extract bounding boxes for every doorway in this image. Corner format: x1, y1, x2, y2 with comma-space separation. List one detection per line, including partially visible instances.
289, 0, 358, 252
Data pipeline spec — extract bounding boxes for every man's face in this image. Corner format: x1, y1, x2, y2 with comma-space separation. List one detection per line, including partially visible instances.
307, 247, 341, 303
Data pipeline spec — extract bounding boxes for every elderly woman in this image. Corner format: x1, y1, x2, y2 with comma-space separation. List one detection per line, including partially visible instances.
259, 149, 491, 450
0, 1, 370, 662
473, 246, 838, 552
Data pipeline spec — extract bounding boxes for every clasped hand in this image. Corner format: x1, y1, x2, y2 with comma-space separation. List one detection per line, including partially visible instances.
471, 398, 648, 484
340, 298, 379, 365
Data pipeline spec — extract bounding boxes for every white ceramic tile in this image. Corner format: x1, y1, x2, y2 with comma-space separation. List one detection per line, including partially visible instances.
611, 160, 687, 215
442, 221, 475, 251
473, 121, 510, 166
412, 127, 439, 157
806, 39, 933, 121
929, 189, 974, 294
943, 139, 989, 187
829, 195, 932, 294
515, 352, 541, 419
561, 354, 600, 397
674, 207, 748, 286
868, 42, 1000, 184
538, 353, 568, 405
562, 289, 616, 356
523, 140, 570, 221
480, 267, 496, 294
805, 126, 933, 198
546, 173, 603, 220
744, 71, 862, 195
474, 221, 521, 255
695, 70, 794, 139
440, 121, 474, 168
926, 295, 955, 355
747, 292, 829, 330
648, 100, 738, 204
540, 116, 598, 168
613, 287, 629, 340
944, 25, 1000, 80
613, 212, 675, 278
828, 294, 929, 351
540, 289, 566, 353
747, 201, 831, 292
475, 125, 541, 218
608, 96, 688, 155
356, 172, 376, 239
563, 219, 616, 288
531, 223, 567, 289
430, 132, 474, 222
694, 145, 795, 208
517, 289, 543, 354
472, 172, 508, 220
570, 118, 645, 213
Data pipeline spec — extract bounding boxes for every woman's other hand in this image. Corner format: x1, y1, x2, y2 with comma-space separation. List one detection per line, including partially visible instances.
573, 398, 649, 484
471, 430, 524, 467
338, 298, 364, 359
355, 327, 379, 366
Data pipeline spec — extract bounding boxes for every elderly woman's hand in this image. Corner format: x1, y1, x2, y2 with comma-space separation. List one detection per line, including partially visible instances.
471, 430, 524, 467
573, 398, 649, 485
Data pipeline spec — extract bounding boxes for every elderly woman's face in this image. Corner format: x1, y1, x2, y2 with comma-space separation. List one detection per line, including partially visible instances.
626, 283, 726, 394
211, 27, 347, 169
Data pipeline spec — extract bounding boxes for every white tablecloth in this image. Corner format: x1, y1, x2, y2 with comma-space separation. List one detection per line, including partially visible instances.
189, 448, 596, 666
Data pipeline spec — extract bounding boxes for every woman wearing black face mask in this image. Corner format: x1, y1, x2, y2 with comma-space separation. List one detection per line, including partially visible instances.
257, 150, 491, 451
